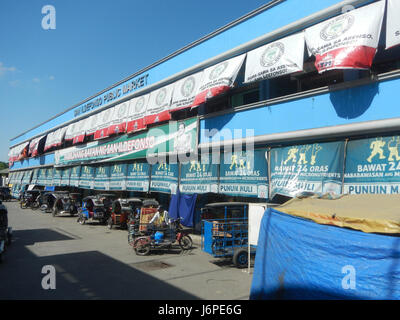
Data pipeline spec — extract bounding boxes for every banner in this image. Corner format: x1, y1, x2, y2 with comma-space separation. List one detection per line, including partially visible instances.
386, 0, 400, 49
52, 127, 67, 148
55, 118, 198, 165
36, 168, 47, 186
53, 168, 63, 187
94, 108, 114, 140
126, 162, 150, 192
29, 135, 45, 157
72, 118, 88, 145
64, 123, 76, 141
60, 167, 71, 186
304, 1, 385, 73
31, 169, 39, 184
107, 101, 129, 136
270, 141, 345, 198
44, 131, 55, 152
145, 84, 173, 126
94, 165, 111, 190
79, 165, 95, 189
245, 32, 304, 83
150, 162, 179, 194
69, 166, 81, 187
45, 168, 54, 186
344, 136, 400, 194
109, 163, 127, 190
126, 94, 149, 133
179, 156, 219, 194
219, 149, 269, 198
170, 71, 203, 112
193, 54, 246, 106
86, 113, 100, 137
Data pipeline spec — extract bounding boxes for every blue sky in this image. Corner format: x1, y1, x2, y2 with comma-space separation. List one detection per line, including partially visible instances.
0, 0, 270, 162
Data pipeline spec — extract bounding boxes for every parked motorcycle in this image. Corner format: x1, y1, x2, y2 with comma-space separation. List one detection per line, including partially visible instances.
132, 217, 193, 256
0, 201, 12, 263
20, 190, 41, 209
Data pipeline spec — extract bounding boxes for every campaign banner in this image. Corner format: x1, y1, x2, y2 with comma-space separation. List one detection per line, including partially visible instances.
94, 165, 111, 190
193, 54, 246, 106
45, 168, 54, 186
55, 118, 198, 165
86, 113, 100, 137
60, 167, 71, 186
344, 136, 400, 194
72, 118, 89, 145
170, 71, 203, 112
79, 165, 95, 189
94, 108, 114, 140
270, 141, 345, 198
150, 163, 178, 194
29, 135, 45, 157
126, 94, 149, 134
386, 0, 400, 49
52, 127, 67, 148
179, 156, 219, 194
219, 149, 269, 198
22, 170, 32, 185
107, 101, 129, 136
109, 163, 127, 190
304, 1, 385, 73
53, 168, 63, 187
126, 162, 150, 192
69, 166, 81, 187
64, 122, 76, 141
44, 131, 55, 152
145, 84, 173, 126
245, 32, 305, 83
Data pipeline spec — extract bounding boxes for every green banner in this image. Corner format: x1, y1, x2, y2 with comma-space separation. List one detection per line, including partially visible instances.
53, 168, 63, 187
45, 168, 54, 186
126, 162, 150, 192
94, 165, 111, 190
69, 166, 81, 187
55, 118, 198, 165
79, 165, 95, 189
37, 168, 47, 186
150, 163, 179, 194
61, 167, 71, 186
31, 169, 39, 185
109, 163, 127, 190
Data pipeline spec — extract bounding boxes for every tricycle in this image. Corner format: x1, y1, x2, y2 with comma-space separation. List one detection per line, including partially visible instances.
132, 217, 193, 256
77, 194, 116, 225
52, 192, 82, 217
107, 198, 142, 230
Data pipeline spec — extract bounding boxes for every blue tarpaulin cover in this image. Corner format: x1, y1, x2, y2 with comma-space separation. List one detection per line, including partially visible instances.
168, 188, 197, 227
250, 208, 400, 300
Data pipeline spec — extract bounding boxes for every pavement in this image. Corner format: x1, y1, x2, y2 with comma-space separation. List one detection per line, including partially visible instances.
0, 200, 254, 300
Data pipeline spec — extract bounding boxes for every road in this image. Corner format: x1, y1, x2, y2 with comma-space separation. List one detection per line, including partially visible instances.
0, 201, 253, 300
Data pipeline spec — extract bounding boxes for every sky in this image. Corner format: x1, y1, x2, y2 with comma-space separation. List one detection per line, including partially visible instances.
0, 0, 272, 162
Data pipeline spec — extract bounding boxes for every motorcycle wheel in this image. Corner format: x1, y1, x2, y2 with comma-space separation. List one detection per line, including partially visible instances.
179, 235, 193, 251
20, 202, 27, 209
52, 207, 58, 217
134, 238, 150, 256
77, 216, 86, 225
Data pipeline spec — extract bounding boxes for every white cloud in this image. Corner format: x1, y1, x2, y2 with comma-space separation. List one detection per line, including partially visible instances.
49, 75, 55, 80
0, 62, 17, 77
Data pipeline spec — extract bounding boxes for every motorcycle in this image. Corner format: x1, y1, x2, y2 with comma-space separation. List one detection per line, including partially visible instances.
0, 201, 12, 263
108, 198, 142, 230
20, 190, 41, 209
132, 217, 193, 256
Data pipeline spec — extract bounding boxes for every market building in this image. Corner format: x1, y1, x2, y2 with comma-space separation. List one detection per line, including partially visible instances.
7, 0, 400, 229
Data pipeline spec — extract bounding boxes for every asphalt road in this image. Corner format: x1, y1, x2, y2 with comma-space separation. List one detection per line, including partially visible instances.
0, 200, 253, 300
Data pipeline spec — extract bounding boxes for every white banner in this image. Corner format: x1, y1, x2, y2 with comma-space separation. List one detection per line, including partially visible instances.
28, 135, 45, 157
126, 94, 149, 133
170, 71, 203, 112
86, 113, 100, 136
245, 32, 304, 82
108, 101, 129, 135
305, 1, 385, 73
72, 118, 87, 144
94, 107, 115, 140
64, 122, 76, 141
44, 131, 55, 151
145, 83, 173, 125
193, 53, 246, 106
52, 127, 67, 148
386, 0, 400, 49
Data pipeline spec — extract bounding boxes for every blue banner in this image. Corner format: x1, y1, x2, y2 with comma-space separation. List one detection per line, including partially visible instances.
179, 156, 219, 194
219, 149, 269, 198
60, 167, 71, 186
150, 162, 179, 194
270, 141, 345, 198
344, 136, 400, 194
126, 162, 150, 192
69, 166, 81, 187
109, 163, 127, 190
94, 165, 111, 190
79, 165, 95, 189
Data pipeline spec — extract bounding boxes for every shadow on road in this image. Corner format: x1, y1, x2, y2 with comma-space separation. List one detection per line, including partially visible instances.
0, 229, 199, 300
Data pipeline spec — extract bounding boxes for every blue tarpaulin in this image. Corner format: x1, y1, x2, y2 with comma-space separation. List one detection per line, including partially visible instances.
168, 188, 197, 227
250, 208, 400, 300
